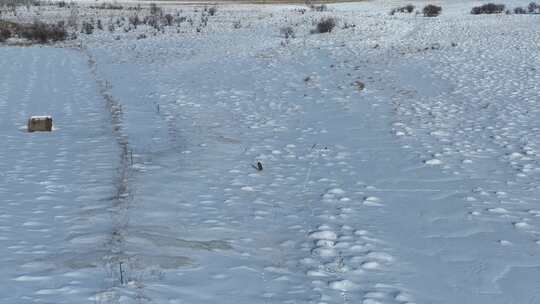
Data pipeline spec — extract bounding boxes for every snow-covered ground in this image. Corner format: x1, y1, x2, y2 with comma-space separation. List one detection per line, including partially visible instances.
2, 0, 540, 303
0, 47, 121, 302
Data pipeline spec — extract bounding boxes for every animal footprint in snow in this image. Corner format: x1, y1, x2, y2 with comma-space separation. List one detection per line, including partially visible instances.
498, 240, 512, 246
312, 247, 337, 257
306, 269, 328, 277
487, 207, 509, 214
329, 279, 357, 291
309, 230, 338, 241
363, 196, 383, 207
528, 210, 540, 217
361, 261, 380, 270
424, 158, 443, 165
366, 251, 394, 263
513, 221, 533, 229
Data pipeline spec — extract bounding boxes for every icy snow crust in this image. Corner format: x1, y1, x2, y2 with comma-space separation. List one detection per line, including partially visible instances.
2, 0, 540, 303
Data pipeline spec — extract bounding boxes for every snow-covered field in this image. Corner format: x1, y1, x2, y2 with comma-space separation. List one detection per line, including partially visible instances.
1, 0, 540, 303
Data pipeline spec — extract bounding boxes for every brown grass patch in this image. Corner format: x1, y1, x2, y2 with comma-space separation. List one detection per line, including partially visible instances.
0, 20, 67, 43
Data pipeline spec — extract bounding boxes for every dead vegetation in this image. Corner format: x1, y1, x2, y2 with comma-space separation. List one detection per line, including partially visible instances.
0, 19, 67, 43
390, 4, 415, 15
423, 4, 442, 17
471, 3, 505, 14
312, 17, 336, 33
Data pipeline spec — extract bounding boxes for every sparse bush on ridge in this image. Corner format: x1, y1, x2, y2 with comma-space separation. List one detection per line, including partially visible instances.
471, 3, 505, 14
423, 4, 442, 17
342, 22, 355, 29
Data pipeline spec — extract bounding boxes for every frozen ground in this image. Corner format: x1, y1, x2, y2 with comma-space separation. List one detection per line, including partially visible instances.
1, 0, 540, 303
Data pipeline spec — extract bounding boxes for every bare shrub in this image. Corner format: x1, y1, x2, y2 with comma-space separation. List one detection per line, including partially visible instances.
423, 4, 442, 17
1, 0, 38, 11
149, 3, 162, 16
164, 13, 173, 26
81, 20, 93, 34
144, 15, 160, 29
0, 27, 11, 42
342, 22, 355, 29
280, 26, 295, 39
67, 7, 78, 28
391, 4, 415, 14
404, 4, 415, 13
89, 2, 123, 10
529, 2, 540, 13
312, 17, 336, 33
310, 4, 327, 12
128, 14, 141, 27
126, 4, 141, 11
19, 21, 67, 43
199, 13, 208, 27
175, 16, 186, 24
514, 6, 527, 14
471, 3, 505, 14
